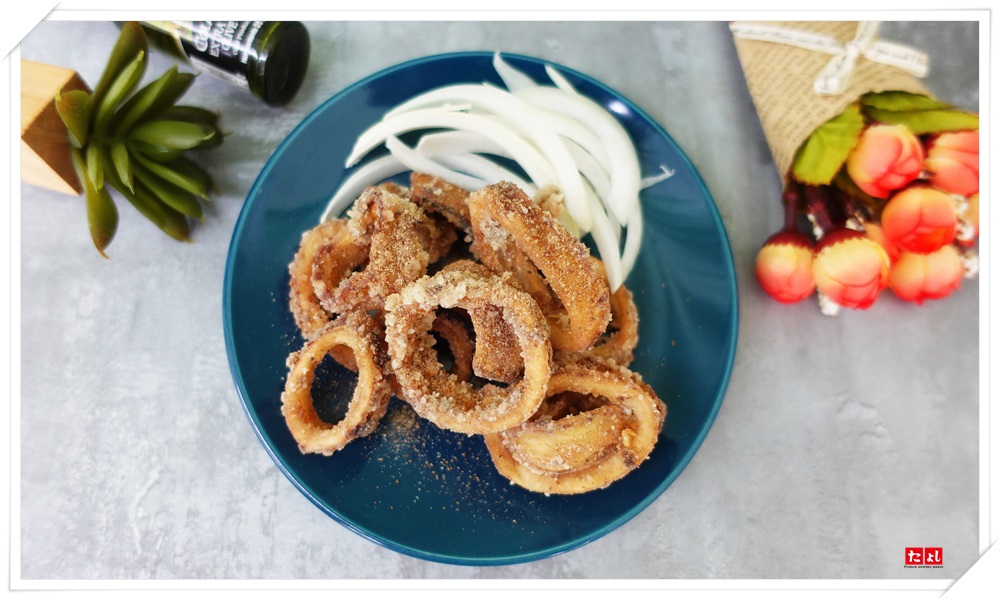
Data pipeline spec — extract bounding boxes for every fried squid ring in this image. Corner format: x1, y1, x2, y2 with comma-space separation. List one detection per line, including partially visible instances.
384, 267, 552, 434
317, 186, 433, 314
289, 218, 370, 340
430, 309, 476, 383
469, 181, 611, 353
555, 263, 639, 367
483, 357, 666, 494
410, 171, 473, 235
440, 260, 523, 383
280, 311, 392, 456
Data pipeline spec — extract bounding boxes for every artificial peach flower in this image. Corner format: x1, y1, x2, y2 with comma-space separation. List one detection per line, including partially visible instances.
812, 229, 890, 310
845, 124, 924, 198
862, 220, 900, 264
888, 245, 964, 304
924, 130, 979, 197
755, 231, 816, 303
881, 185, 958, 254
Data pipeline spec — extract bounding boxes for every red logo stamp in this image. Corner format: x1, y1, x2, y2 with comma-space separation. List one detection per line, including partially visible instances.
905, 547, 944, 568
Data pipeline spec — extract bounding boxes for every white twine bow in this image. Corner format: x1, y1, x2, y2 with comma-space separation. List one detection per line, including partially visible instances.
729, 21, 929, 96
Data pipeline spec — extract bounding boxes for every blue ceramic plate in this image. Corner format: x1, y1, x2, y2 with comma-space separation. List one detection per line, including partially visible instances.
223, 52, 737, 566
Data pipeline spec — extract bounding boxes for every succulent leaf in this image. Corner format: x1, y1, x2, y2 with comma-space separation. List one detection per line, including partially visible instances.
72, 148, 118, 258
129, 119, 217, 150
54, 89, 93, 148
92, 50, 147, 134
90, 21, 148, 107
111, 65, 179, 137
110, 137, 132, 191
140, 71, 197, 121
130, 150, 212, 200
131, 155, 205, 220
127, 138, 186, 163
85, 142, 104, 190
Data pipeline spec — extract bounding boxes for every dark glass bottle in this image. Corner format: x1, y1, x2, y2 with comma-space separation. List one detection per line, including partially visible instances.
137, 21, 310, 106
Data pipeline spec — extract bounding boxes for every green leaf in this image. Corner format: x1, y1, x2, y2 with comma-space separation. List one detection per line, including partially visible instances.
91, 21, 148, 108
129, 119, 217, 150
860, 91, 952, 112
792, 103, 865, 185
85, 142, 104, 190
54, 89, 93, 148
110, 65, 179, 137
864, 106, 979, 135
130, 154, 204, 220
92, 50, 147, 136
160, 105, 220, 128
109, 137, 132, 191
71, 148, 118, 257
139, 71, 197, 121
127, 139, 186, 163
158, 106, 225, 149
130, 150, 212, 199
103, 149, 191, 242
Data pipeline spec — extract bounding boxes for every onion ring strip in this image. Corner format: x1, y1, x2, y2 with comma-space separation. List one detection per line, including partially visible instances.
484, 358, 666, 494
281, 312, 392, 456
318, 186, 432, 314
469, 181, 611, 353
555, 275, 639, 367
440, 260, 523, 383
384, 268, 552, 434
289, 218, 369, 340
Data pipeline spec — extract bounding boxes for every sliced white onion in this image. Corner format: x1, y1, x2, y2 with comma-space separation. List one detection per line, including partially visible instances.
347, 108, 555, 189
544, 64, 579, 96
585, 189, 624, 291
385, 135, 488, 191
383, 84, 592, 232
321, 154, 407, 222
531, 108, 612, 173
437, 152, 538, 195
513, 86, 641, 226
620, 207, 644, 281
493, 52, 538, 92
322, 56, 665, 289
641, 165, 676, 189
414, 130, 509, 157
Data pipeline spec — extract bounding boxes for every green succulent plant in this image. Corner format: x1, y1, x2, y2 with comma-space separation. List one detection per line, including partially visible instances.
54, 21, 223, 257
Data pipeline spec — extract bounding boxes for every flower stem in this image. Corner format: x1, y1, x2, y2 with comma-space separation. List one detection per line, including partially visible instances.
803, 185, 837, 237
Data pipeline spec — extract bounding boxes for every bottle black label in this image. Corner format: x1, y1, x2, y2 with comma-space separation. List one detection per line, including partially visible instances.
145, 21, 265, 92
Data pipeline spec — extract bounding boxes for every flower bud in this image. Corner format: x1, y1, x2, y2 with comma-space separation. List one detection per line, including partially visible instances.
755, 231, 816, 304
845, 124, 924, 198
812, 229, 890, 310
862, 221, 900, 264
881, 185, 958, 254
924, 130, 979, 196
888, 245, 964, 304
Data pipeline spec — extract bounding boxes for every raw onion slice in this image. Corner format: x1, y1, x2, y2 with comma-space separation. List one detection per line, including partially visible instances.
385, 135, 488, 191
513, 86, 641, 226
493, 52, 538, 92
346, 108, 555, 191
321, 154, 407, 223
384, 84, 592, 231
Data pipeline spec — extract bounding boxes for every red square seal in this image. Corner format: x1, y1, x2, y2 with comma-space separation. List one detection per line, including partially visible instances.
924, 547, 943, 565
905, 547, 924, 565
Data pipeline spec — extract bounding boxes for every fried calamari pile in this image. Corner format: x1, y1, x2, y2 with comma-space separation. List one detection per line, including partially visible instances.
281, 175, 665, 494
